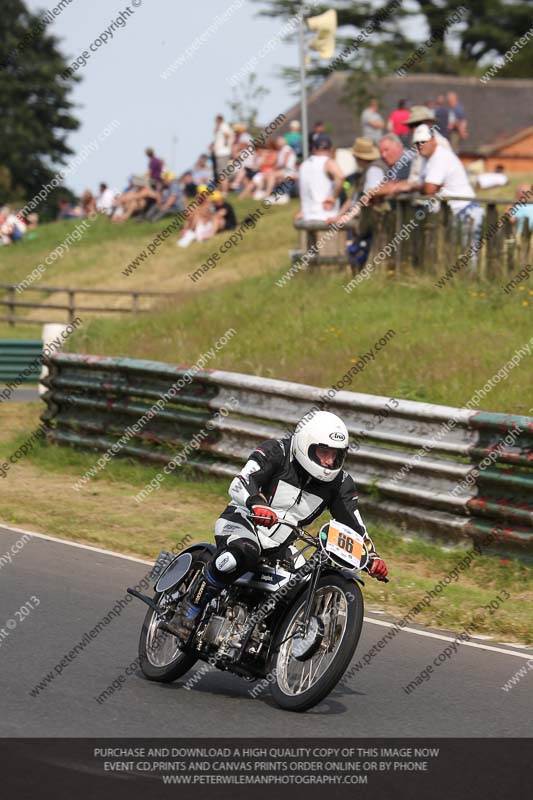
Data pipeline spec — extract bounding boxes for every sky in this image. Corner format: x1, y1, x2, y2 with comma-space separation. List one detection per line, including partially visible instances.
26, 0, 306, 195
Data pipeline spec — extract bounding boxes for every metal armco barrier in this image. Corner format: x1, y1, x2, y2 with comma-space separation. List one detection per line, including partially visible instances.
42, 353, 533, 550
0, 339, 42, 383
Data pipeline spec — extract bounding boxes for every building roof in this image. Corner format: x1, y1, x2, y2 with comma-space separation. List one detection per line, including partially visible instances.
279, 72, 533, 154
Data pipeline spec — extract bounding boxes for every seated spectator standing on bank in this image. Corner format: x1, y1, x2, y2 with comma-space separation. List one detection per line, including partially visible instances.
146, 147, 164, 189
285, 120, 303, 159
192, 154, 213, 186
261, 137, 297, 203
144, 172, 184, 222
361, 98, 385, 145
181, 171, 198, 199
507, 184, 533, 234
413, 124, 484, 244
369, 133, 413, 198
229, 123, 254, 192
240, 141, 279, 200
0, 207, 26, 245
177, 185, 213, 248
387, 100, 411, 146
57, 198, 83, 220
297, 134, 344, 223
95, 183, 116, 215
334, 138, 384, 218
331, 137, 385, 268
211, 190, 237, 233
476, 164, 508, 190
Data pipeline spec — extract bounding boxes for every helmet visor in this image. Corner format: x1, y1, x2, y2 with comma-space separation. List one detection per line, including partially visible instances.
308, 443, 347, 471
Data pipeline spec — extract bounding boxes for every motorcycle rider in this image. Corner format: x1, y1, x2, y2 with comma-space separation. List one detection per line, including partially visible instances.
176, 410, 388, 637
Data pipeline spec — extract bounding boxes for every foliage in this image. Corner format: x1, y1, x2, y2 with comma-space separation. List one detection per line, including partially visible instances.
0, 0, 80, 216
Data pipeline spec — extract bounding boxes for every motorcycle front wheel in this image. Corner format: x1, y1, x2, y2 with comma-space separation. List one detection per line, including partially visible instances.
269, 574, 364, 712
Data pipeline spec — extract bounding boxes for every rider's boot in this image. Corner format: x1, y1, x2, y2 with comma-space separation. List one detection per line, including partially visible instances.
174, 566, 224, 640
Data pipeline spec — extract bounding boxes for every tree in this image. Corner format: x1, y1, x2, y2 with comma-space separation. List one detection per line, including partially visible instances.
252, 0, 533, 79
0, 0, 80, 216
226, 72, 270, 130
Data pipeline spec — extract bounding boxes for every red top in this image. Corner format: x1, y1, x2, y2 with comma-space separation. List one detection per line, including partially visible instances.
388, 109, 411, 136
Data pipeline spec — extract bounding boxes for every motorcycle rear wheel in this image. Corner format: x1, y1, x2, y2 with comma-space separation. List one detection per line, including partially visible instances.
138, 550, 210, 682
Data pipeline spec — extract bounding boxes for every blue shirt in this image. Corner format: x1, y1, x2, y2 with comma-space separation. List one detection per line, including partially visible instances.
512, 204, 533, 233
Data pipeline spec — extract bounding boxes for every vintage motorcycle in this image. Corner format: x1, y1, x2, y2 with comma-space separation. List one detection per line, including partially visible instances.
128, 517, 387, 712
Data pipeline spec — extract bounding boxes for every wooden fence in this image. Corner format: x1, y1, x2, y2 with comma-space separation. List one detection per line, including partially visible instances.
0, 285, 174, 326
293, 195, 533, 282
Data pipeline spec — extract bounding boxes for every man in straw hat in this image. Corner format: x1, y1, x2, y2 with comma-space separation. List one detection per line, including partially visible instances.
328, 137, 386, 269
329, 137, 384, 223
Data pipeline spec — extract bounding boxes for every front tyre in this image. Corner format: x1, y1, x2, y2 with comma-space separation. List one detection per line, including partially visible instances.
270, 574, 364, 712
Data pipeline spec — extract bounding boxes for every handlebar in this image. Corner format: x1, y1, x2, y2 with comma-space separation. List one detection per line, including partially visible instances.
248, 513, 389, 582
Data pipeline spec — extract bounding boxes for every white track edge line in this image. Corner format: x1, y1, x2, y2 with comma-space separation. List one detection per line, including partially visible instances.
363, 617, 533, 660
0, 522, 152, 565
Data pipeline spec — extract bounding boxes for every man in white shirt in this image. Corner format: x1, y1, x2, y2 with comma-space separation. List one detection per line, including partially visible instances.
297, 135, 344, 223
413, 123, 484, 242
402, 106, 451, 188
95, 183, 116, 215
212, 114, 235, 188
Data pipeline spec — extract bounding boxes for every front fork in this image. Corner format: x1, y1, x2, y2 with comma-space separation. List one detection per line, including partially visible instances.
297, 553, 325, 636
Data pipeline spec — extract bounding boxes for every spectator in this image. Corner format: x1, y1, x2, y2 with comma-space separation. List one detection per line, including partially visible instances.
177, 185, 213, 247
240, 141, 278, 200
308, 121, 325, 154
80, 190, 96, 216
434, 95, 449, 139
297, 134, 344, 223
57, 199, 83, 220
333, 137, 384, 220
229, 123, 254, 191
212, 114, 234, 188
111, 181, 158, 223
476, 164, 508, 190
446, 91, 468, 153
261, 136, 297, 202
507, 184, 533, 233
144, 172, 184, 222
211, 190, 237, 233
285, 120, 303, 158
387, 100, 410, 145
401, 106, 452, 189
192, 154, 213, 186
95, 183, 116, 215
0, 206, 26, 245
413, 124, 483, 242
145, 147, 164, 187
370, 133, 413, 197
361, 98, 385, 145
181, 171, 198, 199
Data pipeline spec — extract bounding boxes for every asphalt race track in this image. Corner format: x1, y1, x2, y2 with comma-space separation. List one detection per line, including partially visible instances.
1, 525, 532, 737
0, 387, 39, 402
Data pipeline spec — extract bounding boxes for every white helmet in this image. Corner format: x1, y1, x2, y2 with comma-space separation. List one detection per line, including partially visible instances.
291, 410, 349, 482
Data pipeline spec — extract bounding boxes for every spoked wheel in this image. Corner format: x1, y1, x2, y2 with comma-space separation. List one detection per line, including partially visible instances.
269, 574, 364, 711
138, 550, 210, 683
